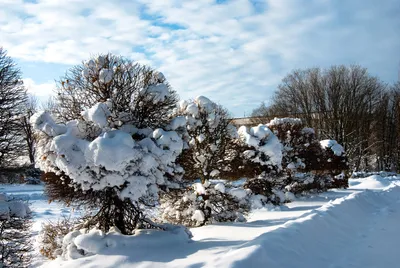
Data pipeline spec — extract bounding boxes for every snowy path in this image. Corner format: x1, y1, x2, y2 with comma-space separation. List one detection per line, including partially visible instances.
2, 175, 400, 268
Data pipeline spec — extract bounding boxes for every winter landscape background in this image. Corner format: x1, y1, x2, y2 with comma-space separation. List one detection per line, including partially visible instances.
1, 0, 400, 267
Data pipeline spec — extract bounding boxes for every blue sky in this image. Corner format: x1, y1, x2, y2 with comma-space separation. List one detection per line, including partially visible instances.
1, 0, 399, 117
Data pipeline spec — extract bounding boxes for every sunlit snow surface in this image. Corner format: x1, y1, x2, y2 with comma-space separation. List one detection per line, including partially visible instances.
1, 174, 400, 268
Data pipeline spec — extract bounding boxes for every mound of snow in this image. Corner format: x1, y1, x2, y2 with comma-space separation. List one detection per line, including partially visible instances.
81, 102, 111, 127
349, 175, 395, 190
58, 225, 192, 262
0, 193, 31, 220
210, 183, 400, 267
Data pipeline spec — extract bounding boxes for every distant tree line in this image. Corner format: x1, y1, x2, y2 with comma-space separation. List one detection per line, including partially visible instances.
252, 65, 400, 172
0, 47, 39, 184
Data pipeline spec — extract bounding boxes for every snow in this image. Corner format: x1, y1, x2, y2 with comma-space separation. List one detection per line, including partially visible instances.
87, 130, 138, 172
30, 112, 67, 137
267, 117, 302, 127
144, 84, 170, 103
214, 182, 225, 193
81, 102, 111, 127
191, 210, 205, 224
196, 134, 206, 143
195, 95, 213, 111
209, 170, 220, 178
229, 188, 249, 200
98, 69, 114, 84
1, 173, 400, 267
193, 182, 206, 195
349, 174, 398, 189
0, 191, 31, 219
167, 116, 186, 130
185, 103, 199, 116
32, 109, 184, 203
238, 125, 283, 167
320, 139, 345, 156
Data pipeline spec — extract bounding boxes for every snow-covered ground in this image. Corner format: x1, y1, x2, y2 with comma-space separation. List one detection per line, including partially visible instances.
1, 174, 400, 268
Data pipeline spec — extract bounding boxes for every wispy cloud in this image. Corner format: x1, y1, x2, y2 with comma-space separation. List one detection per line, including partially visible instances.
1, 0, 399, 116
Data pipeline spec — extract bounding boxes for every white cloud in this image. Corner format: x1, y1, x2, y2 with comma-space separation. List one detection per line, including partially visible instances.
23, 78, 54, 97
1, 0, 399, 116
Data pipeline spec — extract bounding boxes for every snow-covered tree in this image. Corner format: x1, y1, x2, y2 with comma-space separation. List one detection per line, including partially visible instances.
0, 47, 27, 167
175, 96, 250, 182
0, 193, 32, 267
266, 118, 349, 194
160, 96, 254, 225
238, 118, 349, 204
33, 54, 183, 234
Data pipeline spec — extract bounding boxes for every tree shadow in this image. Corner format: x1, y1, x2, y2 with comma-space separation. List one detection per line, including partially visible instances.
101, 238, 246, 267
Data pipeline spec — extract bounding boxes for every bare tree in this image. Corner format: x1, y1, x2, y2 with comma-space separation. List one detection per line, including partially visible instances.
0, 47, 27, 167
253, 65, 386, 170
21, 96, 38, 164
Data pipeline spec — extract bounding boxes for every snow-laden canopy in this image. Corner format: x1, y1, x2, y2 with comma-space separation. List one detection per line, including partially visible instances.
31, 102, 184, 202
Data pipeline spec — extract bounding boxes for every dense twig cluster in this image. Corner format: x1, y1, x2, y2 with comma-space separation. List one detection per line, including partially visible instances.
252, 65, 399, 171
0, 48, 28, 167
0, 197, 32, 268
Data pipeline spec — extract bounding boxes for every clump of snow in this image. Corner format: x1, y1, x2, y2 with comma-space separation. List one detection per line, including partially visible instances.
142, 84, 170, 103
30, 112, 67, 137
185, 103, 199, 117
238, 125, 282, 168
167, 116, 186, 130
267, 117, 302, 127
191, 210, 205, 224
210, 169, 220, 178
193, 183, 206, 195
229, 188, 250, 200
81, 102, 111, 128
86, 130, 137, 172
214, 182, 225, 193
32, 104, 184, 203
98, 69, 114, 84
0, 193, 31, 220
320, 139, 345, 156
196, 134, 206, 143
61, 225, 192, 261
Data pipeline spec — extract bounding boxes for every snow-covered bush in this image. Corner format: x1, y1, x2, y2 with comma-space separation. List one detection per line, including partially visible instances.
160, 180, 250, 227
175, 96, 251, 182
159, 96, 255, 226
238, 118, 349, 204
238, 124, 282, 173
237, 124, 288, 204
33, 54, 183, 235
267, 118, 349, 193
0, 193, 32, 267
